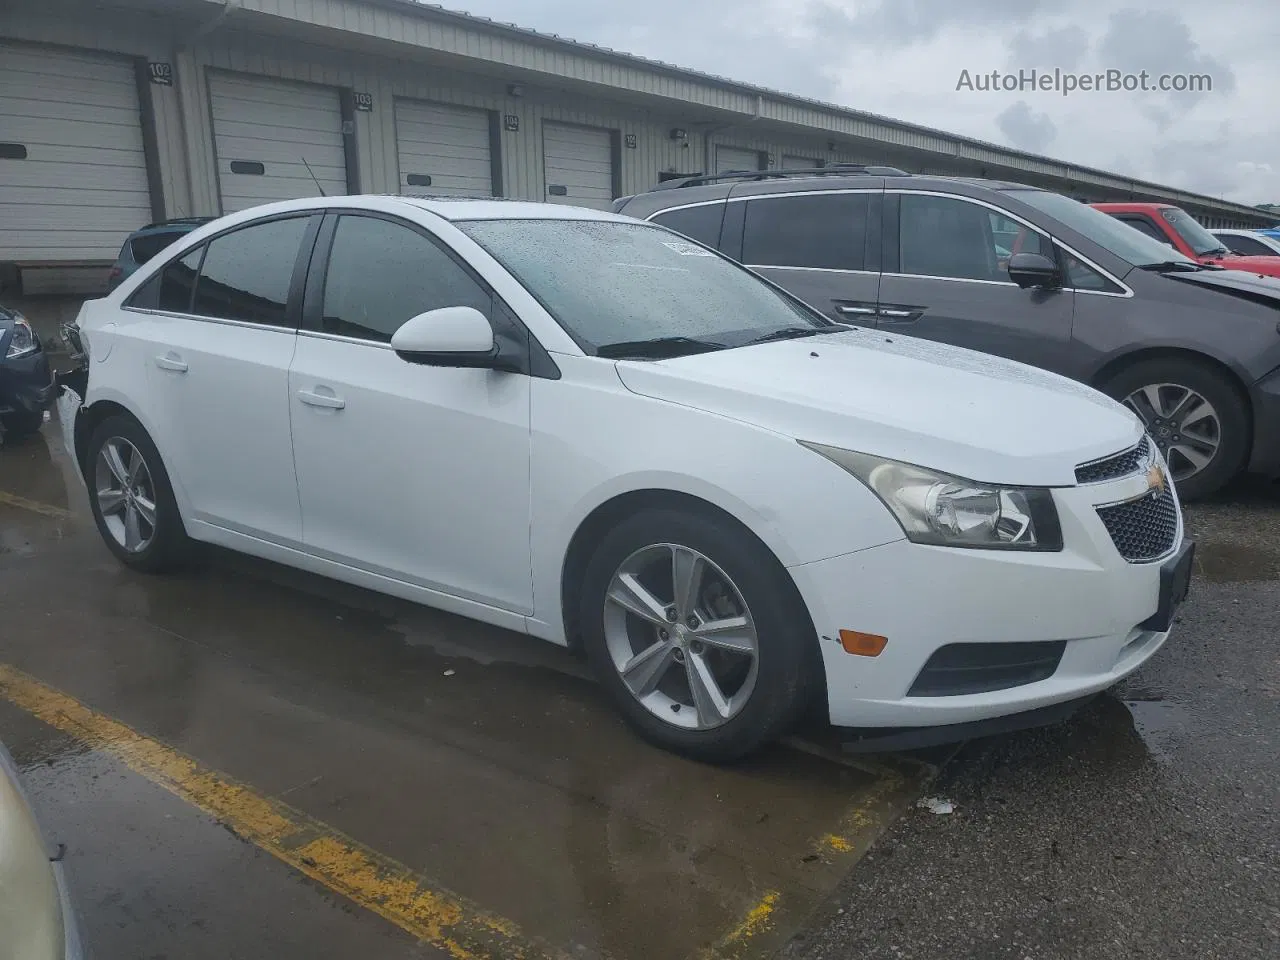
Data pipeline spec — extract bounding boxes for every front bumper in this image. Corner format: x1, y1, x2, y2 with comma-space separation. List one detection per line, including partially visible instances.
0, 348, 55, 416
790, 472, 1185, 729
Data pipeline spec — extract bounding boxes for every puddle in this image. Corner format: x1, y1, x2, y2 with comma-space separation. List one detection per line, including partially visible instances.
1122, 699, 1192, 763
1193, 543, 1280, 583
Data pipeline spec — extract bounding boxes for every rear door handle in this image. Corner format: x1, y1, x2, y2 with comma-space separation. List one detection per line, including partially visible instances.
297, 388, 346, 410
153, 353, 188, 373
834, 304, 878, 317
877, 305, 925, 323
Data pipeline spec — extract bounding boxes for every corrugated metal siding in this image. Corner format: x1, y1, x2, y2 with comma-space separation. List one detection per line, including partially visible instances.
0, 41, 153, 260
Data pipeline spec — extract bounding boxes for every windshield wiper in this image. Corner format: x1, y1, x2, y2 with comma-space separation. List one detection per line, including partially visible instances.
1138, 260, 1205, 273
596, 335, 727, 359
742, 325, 849, 346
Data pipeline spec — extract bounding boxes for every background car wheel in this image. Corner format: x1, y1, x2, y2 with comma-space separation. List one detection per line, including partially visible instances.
86, 414, 194, 573
1099, 359, 1249, 501
579, 507, 819, 763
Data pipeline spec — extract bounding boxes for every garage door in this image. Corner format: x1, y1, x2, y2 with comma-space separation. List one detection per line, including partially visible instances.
782, 154, 819, 169
395, 100, 493, 197
542, 122, 614, 209
209, 73, 347, 214
0, 42, 153, 261
715, 145, 764, 173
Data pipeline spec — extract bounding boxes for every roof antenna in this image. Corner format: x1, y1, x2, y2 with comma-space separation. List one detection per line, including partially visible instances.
300, 157, 328, 197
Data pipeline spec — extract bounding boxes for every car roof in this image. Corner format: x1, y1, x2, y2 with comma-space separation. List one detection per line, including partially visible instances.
1090, 202, 1175, 212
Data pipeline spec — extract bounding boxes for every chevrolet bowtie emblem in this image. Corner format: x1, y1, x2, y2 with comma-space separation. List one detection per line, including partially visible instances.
1147, 463, 1168, 496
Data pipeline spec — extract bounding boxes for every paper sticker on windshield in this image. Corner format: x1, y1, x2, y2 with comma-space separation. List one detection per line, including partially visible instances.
662, 240, 714, 257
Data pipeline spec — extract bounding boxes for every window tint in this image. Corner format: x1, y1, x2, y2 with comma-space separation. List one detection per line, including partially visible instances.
1117, 216, 1172, 246
650, 204, 725, 248
1064, 254, 1122, 292
988, 212, 1051, 262
742, 193, 869, 270
899, 195, 1003, 281
320, 215, 491, 342
1219, 234, 1275, 256
126, 246, 203, 312
191, 217, 308, 326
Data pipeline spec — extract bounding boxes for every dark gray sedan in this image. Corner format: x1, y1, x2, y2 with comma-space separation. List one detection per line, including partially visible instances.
616, 170, 1280, 499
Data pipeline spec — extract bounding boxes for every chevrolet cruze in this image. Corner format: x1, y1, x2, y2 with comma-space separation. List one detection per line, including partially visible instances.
57, 196, 1192, 761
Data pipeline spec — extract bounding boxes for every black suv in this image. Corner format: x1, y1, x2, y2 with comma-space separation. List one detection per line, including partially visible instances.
615, 168, 1280, 499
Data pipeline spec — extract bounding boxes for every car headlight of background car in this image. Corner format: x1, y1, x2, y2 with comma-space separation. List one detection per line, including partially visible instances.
800, 441, 1063, 551
5, 316, 38, 359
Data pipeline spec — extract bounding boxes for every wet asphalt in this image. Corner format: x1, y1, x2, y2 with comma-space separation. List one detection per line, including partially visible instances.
1, 426, 1277, 959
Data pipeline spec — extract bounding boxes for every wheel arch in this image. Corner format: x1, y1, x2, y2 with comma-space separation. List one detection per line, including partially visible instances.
75, 397, 187, 515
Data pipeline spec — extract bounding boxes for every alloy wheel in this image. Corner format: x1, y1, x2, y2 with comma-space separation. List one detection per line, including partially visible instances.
1122, 382, 1221, 483
94, 437, 157, 553
602, 543, 759, 731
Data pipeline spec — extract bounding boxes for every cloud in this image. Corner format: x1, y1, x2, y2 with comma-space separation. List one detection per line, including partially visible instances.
1096, 9, 1235, 107
1007, 25, 1090, 71
809, 0, 1048, 49
996, 101, 1058, 152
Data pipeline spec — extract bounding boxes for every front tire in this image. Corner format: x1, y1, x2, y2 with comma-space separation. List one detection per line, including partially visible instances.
579, 508, 818, 763
85, 414, 193, 573
1099, 359, 1249, 500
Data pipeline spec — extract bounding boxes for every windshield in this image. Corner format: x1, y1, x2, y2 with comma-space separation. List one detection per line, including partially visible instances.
1006, 190, 1197, 268
1161, 207, 1228, 256
457, 219, 827, 354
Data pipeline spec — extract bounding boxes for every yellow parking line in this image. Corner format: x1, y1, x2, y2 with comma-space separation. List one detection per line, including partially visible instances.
0, 664, 569, 960
0, 490, 74, 520
697, 891, 781, 959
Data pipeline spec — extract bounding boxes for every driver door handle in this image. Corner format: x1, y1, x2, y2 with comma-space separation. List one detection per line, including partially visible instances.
297, 389, 346, 410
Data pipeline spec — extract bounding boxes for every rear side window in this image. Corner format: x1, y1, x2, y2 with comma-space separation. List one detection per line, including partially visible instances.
649, 203, 725, 248
191, 217, 310, 326
126, 247, 204, 313
1117, 216, 1173, 246
742, 193, 869, 270
129, 231, 185, 265
319, 215, 492, 343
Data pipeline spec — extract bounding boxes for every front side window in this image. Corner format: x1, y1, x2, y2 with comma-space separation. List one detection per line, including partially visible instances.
987, 212, 1052, 263
457, 219, 825, 353
319, 215, 491, 343
650, 204, 725, 249
898, 194, 1004, 282
1219, 234, 1278, 257
742, 193, 869, 271
190, 217, 309, 326
1117, 216, 1173, 246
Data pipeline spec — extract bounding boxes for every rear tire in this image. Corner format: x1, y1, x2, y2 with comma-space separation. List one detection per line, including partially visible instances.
1099, 359, 1249, 500
85, 414, 194, 573
578, 507, 819, 763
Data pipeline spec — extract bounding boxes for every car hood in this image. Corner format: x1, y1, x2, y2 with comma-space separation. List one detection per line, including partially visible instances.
1167, 266, 1280, 301
1215, 255, 1280, 277
614, 330, 1142, 487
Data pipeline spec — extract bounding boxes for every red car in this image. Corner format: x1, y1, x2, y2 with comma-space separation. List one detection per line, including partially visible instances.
1092, 203, 1280, 279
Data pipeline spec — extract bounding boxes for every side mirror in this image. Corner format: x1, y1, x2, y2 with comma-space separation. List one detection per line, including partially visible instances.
1007, 252, 1062, 290
391, 306, 500, 368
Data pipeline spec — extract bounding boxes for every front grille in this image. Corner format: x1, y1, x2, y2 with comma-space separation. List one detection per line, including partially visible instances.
1076, 436, 1151, 484
907, 641, 1067, 697
1096, 490, 1179, 562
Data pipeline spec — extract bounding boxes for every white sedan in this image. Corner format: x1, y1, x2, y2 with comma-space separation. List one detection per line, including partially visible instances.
58, 196, 1192, 761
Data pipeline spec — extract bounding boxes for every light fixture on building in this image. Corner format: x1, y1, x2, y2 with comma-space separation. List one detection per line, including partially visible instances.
507, 83, 524, 98
669, 127, 688, 142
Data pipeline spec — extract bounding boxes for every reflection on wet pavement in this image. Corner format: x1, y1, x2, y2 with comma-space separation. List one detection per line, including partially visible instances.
0, 428, 934, 960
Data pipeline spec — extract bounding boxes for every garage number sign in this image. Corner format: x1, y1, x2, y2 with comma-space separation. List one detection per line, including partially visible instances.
148, 62, 173, 86
352, 92, 374, 112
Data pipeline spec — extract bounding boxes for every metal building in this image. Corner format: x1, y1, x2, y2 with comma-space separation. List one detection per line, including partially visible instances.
1, 0, 1275, 295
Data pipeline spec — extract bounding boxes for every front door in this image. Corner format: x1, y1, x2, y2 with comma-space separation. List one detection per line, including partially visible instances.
288, 212, 533, 613
876, 192, 1075, 375
139, 214, 314, 543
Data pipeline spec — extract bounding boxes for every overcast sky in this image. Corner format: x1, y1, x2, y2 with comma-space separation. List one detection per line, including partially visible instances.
451, 0, 1279, 205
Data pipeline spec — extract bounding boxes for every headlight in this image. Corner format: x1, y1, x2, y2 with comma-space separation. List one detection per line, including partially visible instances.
5, 316, 38, 360
800, 441, 1063, 551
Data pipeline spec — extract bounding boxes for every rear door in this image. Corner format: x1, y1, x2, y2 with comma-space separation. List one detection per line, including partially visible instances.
127, 213, 317, 542
876, 191, 1075, 373
730, 189, 881, 325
